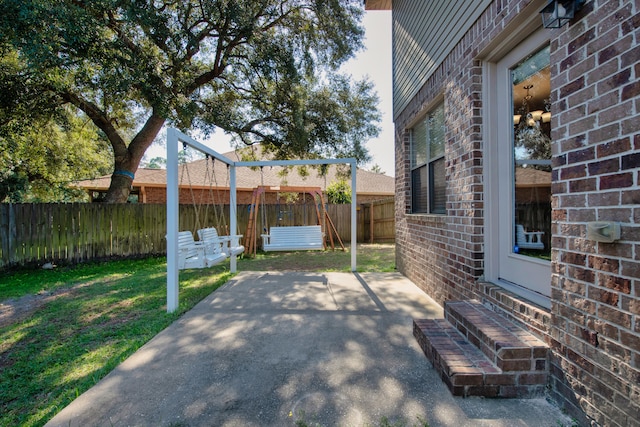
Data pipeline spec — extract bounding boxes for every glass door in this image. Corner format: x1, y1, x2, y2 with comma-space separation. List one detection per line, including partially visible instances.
495, 31, 552, 302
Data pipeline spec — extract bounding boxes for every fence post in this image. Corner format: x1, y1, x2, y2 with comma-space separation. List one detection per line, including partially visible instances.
8, 203, 16, 265
370, 201, 374, 244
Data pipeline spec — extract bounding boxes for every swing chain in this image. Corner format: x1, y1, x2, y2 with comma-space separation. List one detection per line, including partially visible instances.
180, 144, 202, 233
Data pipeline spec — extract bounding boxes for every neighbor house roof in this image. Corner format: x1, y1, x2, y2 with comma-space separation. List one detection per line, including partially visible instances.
75, 149, 395, 196
515, 168, 551, 188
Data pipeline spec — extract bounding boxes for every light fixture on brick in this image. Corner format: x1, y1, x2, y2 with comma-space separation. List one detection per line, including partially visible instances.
539, 0, 585, 28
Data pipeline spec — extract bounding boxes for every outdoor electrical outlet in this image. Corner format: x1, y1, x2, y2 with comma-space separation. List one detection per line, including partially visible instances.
586, 221, 621, 243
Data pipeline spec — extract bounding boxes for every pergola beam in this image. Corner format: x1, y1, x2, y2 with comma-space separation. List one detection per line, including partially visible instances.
236, 158, 355, 167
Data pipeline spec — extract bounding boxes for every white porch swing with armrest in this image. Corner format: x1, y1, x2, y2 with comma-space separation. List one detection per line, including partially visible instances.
195, 157, 245, 257
174, 148, 228, 269
177, 230, 226, 269
515, 224, 544, 250
260, 184, 325, 252
244, 167, 329, 253
198, 227, 245, 256
262, 225, 324, 251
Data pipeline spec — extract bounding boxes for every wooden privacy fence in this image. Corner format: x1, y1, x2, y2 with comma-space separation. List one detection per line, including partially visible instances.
359, 198, 395, 243
1, 200, 395, 269
0, 204, 168, 269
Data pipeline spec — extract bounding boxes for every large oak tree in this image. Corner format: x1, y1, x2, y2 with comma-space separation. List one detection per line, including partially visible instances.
0, 0, 380, 202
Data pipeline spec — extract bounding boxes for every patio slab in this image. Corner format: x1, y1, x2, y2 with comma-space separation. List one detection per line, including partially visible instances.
45, 271, 572, 427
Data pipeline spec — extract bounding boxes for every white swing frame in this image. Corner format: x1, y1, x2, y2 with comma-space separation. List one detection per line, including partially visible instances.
166, 128, 357, 312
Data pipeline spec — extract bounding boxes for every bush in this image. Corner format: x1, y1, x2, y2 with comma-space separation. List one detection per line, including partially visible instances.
326, 180, 351, 204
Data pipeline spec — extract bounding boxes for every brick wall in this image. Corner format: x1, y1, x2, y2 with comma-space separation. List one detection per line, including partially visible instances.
547, 1, 640, 425
393, 0, 639, 426
394, 0, 511, 307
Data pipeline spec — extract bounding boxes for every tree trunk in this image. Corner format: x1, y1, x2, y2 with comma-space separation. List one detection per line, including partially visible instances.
103, 114, 166, 203
104, 172, 135, 203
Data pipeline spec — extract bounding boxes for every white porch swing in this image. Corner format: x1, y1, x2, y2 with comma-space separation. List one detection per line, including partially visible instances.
195, 156, 245, 258
258, 186, 326, 252
174, 146, 228, 270
248, 167, 333, 253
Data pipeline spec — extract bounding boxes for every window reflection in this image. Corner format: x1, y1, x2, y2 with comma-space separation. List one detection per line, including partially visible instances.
511, 45, 551, 259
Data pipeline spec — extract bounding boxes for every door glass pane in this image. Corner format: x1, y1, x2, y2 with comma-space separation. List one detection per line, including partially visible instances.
511, 45, 551, 260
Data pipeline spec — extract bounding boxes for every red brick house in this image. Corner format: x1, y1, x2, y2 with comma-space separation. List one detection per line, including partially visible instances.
76, 149, 395, 205
365, 0, 639, 425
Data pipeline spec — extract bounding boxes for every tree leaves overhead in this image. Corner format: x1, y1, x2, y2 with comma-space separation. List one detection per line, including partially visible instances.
0, 108, 113, 202
1, 0, 380, 202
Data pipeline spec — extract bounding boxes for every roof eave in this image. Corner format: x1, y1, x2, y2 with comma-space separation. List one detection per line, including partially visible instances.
364, 0, 392, 10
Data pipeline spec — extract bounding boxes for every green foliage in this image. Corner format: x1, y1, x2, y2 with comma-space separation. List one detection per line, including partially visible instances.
144, 156, 167, 169
0, 0, 380, 202
370, 164, 384, 174
0, 108, 112, 202
326, 180, 352, 204
0, 50, 112, 202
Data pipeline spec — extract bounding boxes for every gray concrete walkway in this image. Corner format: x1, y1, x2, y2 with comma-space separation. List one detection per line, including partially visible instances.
46, 272, 572, 427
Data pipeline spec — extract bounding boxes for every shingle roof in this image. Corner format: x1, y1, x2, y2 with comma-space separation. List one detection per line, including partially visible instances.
75, 148, 395, 196
515, 168, 551, 188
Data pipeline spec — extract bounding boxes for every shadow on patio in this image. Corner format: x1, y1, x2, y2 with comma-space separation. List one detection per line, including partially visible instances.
46, 271, 572, 427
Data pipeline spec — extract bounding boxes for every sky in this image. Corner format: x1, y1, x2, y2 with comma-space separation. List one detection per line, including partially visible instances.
146, 10, 394, 176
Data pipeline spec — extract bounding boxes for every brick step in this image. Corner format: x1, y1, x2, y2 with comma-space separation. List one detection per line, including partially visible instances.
444, 300, 548, 372
413, 302, 549, 398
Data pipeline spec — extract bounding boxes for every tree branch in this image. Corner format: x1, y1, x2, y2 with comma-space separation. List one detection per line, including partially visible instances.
127, 111, 166, 168
58, 90, 128, 160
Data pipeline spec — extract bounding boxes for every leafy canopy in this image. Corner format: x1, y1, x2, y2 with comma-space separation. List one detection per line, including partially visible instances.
0, 51, 113, 202
0, 0, 380, 202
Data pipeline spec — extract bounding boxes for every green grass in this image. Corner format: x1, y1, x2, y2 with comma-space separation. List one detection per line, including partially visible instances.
238, 243, 396, 273
0, 244, 396, 427
0, 257, 232, 427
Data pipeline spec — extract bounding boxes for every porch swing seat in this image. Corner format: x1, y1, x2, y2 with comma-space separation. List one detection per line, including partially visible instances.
516, 224, 545, 250
176, 231, 226, 269
197, 227, 245, 257
261, 225, 324, 251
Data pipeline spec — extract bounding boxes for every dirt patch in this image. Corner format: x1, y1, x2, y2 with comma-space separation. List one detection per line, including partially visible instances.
0, 287, 77, 328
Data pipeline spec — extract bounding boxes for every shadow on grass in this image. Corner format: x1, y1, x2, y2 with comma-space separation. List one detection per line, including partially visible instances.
237, 243, 396, 272
0, 257, 231, 427
0, 244, 395, 426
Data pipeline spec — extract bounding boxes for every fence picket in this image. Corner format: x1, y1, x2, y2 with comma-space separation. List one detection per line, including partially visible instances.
0, 199, 394, 268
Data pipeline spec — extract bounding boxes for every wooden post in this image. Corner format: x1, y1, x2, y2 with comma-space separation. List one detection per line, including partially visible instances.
370, 201, 374, 244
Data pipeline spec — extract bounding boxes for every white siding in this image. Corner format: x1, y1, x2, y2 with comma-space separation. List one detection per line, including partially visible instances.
393, 0, 491, 118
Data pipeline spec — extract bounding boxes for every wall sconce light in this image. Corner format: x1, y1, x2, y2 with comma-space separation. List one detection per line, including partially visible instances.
540, 0, 585, 28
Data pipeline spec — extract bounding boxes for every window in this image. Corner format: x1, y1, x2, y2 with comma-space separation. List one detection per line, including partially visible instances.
411, 102, 445, 213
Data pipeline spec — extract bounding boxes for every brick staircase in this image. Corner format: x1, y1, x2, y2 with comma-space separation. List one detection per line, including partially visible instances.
413, 300, 548, 398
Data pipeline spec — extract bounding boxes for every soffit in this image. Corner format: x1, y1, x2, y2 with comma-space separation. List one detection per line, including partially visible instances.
365, 0, 392, 10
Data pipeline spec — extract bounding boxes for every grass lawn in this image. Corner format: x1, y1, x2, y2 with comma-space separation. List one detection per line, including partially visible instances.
0, 244, 395, 427
238, 242, 396, 272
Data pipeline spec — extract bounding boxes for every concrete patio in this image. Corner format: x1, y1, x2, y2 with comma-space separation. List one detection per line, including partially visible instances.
45, 271, 573, 427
